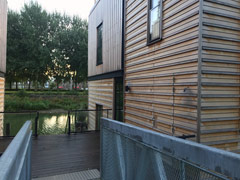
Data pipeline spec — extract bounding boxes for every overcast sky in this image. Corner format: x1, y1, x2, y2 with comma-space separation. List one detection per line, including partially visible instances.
7, 0, 95, 20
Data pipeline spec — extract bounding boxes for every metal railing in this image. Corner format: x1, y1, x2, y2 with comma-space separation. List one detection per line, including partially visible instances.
1, 109, 115, 137
0, 121, 32, 180
101, 118, 240, 180
67, 109, 112, 134
0, 111, 38, 137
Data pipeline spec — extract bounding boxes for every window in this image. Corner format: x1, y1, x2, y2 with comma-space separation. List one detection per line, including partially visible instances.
97, 23, 103, 65
148, 0, 162, 44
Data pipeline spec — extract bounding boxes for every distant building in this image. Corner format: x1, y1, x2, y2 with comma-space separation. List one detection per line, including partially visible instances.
88, 0, 240, 153
0, 0, 7, 136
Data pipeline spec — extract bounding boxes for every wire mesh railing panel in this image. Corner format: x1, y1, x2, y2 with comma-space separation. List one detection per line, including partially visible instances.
101, 120, 231, 180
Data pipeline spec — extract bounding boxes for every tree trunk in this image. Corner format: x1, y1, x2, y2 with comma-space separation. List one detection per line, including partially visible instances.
9, 81, 12, 90
28, 81, 31, 90
16, 82, 18, 90
34, 81, 38, 91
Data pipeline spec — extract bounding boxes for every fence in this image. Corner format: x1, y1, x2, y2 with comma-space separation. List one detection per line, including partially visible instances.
67, 109, 112, 134
0, 121, 32, 180
1, 109, 113, 137
101, 118, 240, 180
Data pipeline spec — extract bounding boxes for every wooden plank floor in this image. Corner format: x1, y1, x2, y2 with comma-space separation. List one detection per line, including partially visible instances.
32, 132, 100, 178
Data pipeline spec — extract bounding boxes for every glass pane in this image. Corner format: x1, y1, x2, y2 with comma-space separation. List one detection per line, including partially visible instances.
151, 0, 159, 9
97, 24, 103, 65
150, 6, 160, 41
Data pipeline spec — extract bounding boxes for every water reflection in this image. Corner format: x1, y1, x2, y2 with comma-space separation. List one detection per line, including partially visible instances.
3, 112, 77, 136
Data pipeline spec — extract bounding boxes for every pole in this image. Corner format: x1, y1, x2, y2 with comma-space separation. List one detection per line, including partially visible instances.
68, 111, 71, 135
34, 112, 39, 137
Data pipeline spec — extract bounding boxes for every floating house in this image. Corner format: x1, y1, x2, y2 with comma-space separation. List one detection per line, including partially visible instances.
88, 0, 240, 152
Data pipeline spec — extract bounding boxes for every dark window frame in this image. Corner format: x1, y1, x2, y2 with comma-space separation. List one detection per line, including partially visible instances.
96, 22, 103, 66
147, 0, 163, 45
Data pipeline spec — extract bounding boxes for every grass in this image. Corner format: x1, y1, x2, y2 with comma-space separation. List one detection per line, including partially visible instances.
5, 90, 88, 96
5, 90, 88, 111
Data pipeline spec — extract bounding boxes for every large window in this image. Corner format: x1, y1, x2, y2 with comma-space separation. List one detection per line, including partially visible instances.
148, 0, 162, 44
97, 23, 103, 65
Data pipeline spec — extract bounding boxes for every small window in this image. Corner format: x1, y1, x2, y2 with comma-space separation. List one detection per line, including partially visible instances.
97, 23, 103, 65
148, 0, 162, 44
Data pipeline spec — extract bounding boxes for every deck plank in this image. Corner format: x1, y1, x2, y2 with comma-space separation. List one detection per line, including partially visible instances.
31, 132, 100, 178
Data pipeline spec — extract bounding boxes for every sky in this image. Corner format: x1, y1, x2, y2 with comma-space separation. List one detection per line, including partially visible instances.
7, 0, 95, 20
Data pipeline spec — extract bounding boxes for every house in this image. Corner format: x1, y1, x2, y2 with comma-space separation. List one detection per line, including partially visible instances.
0, 0, 7, 136
88, 0, 240, 153
88, 0, 124, 130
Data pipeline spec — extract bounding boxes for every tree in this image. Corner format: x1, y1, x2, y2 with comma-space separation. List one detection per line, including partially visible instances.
20, 2, 51, 90
6, 3, 88, 90
61, 16, 88, 88
6, 11, 23, 89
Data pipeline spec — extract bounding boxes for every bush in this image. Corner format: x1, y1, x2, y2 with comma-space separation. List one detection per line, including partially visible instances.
16, 89, 28, 98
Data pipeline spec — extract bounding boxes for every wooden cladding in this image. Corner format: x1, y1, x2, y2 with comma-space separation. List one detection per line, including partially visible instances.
0, 78, 4, 136
88, 78, 113, 130
0, 0, 7, 74
124, 0, 240, 152
125, 0, 200, 138
0, 0, 6, 136
201, 0, 240, 153
88, 0, 123, 77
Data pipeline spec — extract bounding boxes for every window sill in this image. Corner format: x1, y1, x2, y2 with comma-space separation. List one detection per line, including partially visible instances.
147, 38, 162, 46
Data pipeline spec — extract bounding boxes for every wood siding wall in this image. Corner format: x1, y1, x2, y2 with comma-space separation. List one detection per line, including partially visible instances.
88, 78, 113, 130
88, 0, 123, 77
124, 0, 201, 138
0, 0, 7, 136
200, 0, 240, 152
0, 78, 4, 136
0, 0, 7, 74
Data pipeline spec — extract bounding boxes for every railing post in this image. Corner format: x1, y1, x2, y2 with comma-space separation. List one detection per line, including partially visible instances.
181, 161, 186, 180
68, 111, 71, 135
34, 112, 39, 137
6, 123, 10, 136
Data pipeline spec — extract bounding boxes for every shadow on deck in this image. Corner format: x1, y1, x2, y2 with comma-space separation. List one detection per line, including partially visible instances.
32, 132, 100, 179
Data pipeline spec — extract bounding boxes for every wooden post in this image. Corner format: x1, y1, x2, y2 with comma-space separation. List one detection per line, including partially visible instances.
34, 112, 39, 137
68, 111, 71, 135
6, 123, 10, 136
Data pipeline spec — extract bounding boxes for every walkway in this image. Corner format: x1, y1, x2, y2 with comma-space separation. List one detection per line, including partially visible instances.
32, 169, 100, 180
32, 132, 100, 179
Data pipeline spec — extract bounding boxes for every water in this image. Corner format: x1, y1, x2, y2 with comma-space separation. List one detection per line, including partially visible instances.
3, 112, 88, 136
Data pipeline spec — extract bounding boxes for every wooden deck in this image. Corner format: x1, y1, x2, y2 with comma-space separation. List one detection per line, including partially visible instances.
32, 132, 100, 178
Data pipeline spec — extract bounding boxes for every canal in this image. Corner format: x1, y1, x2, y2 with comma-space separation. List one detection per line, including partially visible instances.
3, 111, 88, 136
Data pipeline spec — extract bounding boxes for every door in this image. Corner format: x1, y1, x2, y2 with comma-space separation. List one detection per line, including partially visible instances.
114, 77, 123, 121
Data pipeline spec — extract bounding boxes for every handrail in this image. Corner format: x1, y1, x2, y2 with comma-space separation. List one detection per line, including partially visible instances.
0, 121, 32, 180
101, 118, 240, 180
69, 109, 112, 112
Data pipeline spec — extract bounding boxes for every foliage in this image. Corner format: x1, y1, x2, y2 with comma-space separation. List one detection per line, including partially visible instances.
5, 93, 88, 111
6, 2, 88, 90
16, 89, 28, 97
